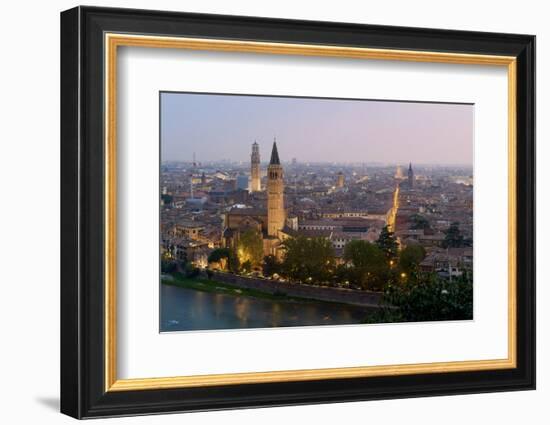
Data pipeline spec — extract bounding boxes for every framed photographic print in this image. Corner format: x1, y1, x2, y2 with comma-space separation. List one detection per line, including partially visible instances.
60, 6, 535, 419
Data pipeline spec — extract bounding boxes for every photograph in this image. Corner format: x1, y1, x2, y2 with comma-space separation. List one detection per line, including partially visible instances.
56, 4, 536, 420
159, 92, 474, 332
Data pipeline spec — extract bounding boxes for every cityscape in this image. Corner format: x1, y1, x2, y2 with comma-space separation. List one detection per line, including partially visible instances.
160, 93, 474, 331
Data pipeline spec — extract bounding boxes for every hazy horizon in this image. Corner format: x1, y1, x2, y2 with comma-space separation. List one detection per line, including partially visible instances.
161, 160, 472, 169
161, 92, 474, 166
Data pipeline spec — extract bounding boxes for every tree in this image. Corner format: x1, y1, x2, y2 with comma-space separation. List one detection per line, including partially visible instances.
409, 213, 430, 230
240, 260, 252, 273
160, 250, 177, 273
343, 240, 389, 290
207, 248, 239, 272
263, 255, 281, 277
281, 236, 335, 284
364, 272, 473, 323
236, 229, 264, 268
160, 259, 177, 274
442, 221, 465, 248
399, 245, 426, 274
207, 248, 229, 263
161, 194, 173, 205
376, 225, 399, 262
184, 262, 201, 278
332, 264, 352, 288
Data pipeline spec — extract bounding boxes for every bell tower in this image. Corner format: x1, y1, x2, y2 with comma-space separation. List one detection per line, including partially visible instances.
250, 141, 261, 192
267, 140, 285, 237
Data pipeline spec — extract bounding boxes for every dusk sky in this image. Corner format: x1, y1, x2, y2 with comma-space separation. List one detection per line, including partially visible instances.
160, 92, 473, 165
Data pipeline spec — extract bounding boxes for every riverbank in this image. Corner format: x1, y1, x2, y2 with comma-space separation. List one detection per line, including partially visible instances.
212, 271, 384, 308
162, 272, 328, 304
162, 271, 384, 308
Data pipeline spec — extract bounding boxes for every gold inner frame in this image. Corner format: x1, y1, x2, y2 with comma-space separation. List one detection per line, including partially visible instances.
104, 33, 517, 392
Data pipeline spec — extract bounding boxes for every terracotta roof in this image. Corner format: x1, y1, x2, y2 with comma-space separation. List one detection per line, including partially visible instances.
228, 207, 266, 216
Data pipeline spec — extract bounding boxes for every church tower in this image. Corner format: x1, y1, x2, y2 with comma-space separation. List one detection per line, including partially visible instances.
408, 162, 414, 189
395, 165, 404, 179
267, 140, 285, 237
337, 171, 345, 188
250, 141, 261, 192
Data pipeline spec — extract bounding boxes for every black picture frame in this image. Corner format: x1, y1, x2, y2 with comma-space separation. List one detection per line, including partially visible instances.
61, 5, 535, 419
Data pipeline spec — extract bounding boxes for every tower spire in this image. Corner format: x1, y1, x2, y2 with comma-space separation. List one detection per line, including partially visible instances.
270, 139, 280, 165
267, 139, 285, 237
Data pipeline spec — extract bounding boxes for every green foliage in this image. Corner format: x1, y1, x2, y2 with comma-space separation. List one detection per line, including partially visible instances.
185, 264, 201, 278
160, 259, 177, 274
208, 248, 230, 263
207, 248, 240, 272
442, 221, 465, 248
236, 229, 264, 268
332, 264, 351, 287
161, 194, 173, 205
365, 272, 473, 323
343, 240, 390, 291
399, 245, 426, 274
227, 252, 240, 273
376, 225, 399, 261
281, 236, 335, 284
240, 260, 252, 273
263, 255, 281, 277
409, 213, 430, 230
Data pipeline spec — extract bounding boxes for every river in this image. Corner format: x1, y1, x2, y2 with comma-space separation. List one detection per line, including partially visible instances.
160, 284, 371, 332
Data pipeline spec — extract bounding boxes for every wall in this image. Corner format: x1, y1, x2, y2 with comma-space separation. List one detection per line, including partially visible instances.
0, 1, 546, 424
212, 271, 383, 307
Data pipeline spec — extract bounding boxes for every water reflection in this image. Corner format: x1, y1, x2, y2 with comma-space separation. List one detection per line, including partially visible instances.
161, 284, 371, 332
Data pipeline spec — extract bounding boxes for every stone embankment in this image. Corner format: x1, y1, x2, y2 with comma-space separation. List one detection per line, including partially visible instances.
212, 271, 383, 308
